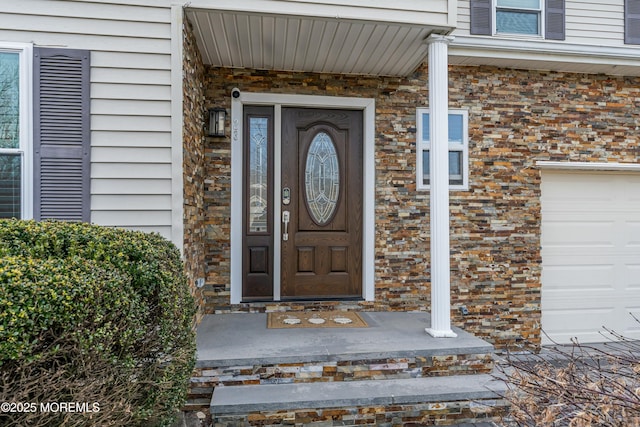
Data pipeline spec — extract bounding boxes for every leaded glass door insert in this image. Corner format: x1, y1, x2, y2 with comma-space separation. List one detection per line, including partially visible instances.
249, 117, 268, 233
304, 132, 340, 226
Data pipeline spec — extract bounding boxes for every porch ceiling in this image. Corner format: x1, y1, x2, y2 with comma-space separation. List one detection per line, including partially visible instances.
185, 8, 446, 77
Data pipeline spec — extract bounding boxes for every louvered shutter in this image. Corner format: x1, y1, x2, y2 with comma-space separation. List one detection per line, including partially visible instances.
626, 0, 640, 44
33, 48, 90, 222
470, 0, 492, 35
546, 0, 565, 40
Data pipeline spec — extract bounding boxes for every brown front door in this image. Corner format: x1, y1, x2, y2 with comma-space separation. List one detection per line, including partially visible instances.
280, 108, 363, 299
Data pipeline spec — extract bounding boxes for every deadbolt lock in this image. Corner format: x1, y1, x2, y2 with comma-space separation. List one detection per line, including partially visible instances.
282, 187, 291, 205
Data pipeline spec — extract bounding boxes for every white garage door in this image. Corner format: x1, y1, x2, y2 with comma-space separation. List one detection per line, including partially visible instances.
541, 170, 640, 344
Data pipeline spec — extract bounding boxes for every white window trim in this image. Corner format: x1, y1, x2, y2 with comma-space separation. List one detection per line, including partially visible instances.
493, 0, 545, 38
0, 42, 33, 219
537, 161, 640, 172
416, 108, 469, 191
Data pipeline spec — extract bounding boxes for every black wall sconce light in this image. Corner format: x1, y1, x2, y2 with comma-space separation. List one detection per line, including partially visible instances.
208, 108, 226, 137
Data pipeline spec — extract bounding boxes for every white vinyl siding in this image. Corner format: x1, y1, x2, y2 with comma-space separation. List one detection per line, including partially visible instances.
92, 84, 171, 101
457, 0, 627, 46
565, 0, 624, 44
92, 131, 171, 147
92, 163, 172, 179
459, 0, 473, 32
91, 194, 171, 211
92, 179, 172, 195
0, 0, 174, 239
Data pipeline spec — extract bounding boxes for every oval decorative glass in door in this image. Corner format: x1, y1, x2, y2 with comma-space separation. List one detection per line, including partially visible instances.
304, 132, 340, 225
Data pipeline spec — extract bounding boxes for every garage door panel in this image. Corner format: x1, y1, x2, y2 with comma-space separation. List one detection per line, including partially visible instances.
542, 174, 615, 201
543, 292, 618, 309
543, 220, 615, 247
543, 308, 614, 328
543, 264, 614, 291
546, 331, 614, 344
623, 308, 640, 337
627, 265, 640, 289
542, 253, 637, 265
544, 203, 615, 214
542, 252, 619, 265
543, 307, 616, 344
620, 292, 640, 308
543, 261, 640, 299
626, 221, 640, 246
541, 170, 640, 344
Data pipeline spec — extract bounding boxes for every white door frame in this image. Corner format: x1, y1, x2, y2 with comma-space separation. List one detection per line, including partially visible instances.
230, 90, 376, 304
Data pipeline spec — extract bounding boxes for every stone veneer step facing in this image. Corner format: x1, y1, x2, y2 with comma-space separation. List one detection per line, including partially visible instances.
188, 352, 495, 408
210, 375, 508, 426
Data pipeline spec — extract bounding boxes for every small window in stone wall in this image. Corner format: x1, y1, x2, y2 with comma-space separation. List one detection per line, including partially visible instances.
416, 109, 469, 191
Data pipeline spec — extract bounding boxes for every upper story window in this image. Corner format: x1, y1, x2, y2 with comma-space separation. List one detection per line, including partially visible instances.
416, 109, 469, 191
471, 0, 565, 40
496, 0, 542, 36
626, 0, 640, 44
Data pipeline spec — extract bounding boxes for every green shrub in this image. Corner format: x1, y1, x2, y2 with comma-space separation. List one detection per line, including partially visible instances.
0, 219, 196, 427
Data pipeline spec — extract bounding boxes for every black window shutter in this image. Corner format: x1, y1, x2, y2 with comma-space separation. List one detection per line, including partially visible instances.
470, 0, 492, 35
33, 48, 90, 222
626, 0, 640, 44
546, 0, 566, 40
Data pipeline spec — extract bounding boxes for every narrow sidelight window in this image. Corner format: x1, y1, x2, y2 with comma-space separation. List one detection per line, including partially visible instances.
242, 106, 274, 300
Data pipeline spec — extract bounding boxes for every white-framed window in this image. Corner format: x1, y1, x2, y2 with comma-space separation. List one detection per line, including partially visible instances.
416, 108, 469, 191
471, 0, 564, 40
495, 0, 544, 36
0, 43, 32, 220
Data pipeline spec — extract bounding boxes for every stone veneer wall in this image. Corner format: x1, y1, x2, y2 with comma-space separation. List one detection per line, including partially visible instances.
201, 64, 640, 348
182, 18, 206, 323
189, 353, 494, 408
211, 401, 509, 427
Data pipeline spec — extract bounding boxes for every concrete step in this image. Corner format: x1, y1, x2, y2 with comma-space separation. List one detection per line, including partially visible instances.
196, 313, 494, 369
191, 313, 496, 401
210, 375, 508, 426
190, 313, 505, 424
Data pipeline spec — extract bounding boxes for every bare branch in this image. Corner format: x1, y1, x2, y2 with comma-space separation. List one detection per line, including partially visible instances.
496, 315, 640, 426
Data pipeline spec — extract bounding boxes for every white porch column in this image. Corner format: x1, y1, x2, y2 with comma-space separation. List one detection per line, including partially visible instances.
425, 35, 457, 338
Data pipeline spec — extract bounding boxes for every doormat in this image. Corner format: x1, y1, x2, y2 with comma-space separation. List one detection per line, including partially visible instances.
267, 311, 368, 329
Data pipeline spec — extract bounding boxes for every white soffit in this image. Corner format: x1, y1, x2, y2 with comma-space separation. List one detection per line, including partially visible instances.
185, 8, 441, 76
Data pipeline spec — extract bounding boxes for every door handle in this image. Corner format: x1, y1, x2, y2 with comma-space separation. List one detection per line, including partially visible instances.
282, 211, 290, 241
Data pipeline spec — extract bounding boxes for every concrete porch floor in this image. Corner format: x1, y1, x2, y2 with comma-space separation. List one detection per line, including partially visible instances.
196, 311, 494, 367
